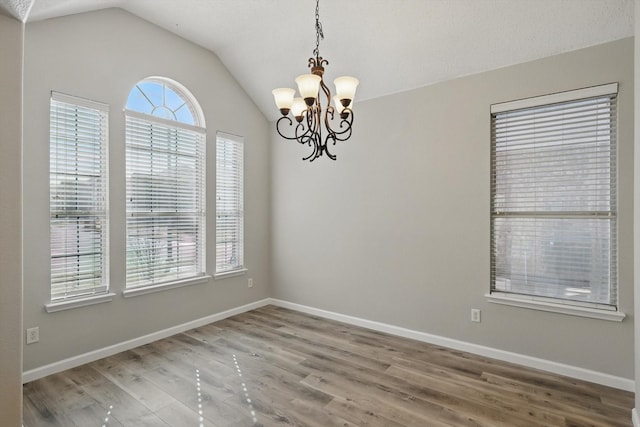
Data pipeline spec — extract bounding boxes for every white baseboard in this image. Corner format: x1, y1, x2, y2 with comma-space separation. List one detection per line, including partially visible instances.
23, 296, 635, 393
268, 298, 635, 392
633, 408, 639, 427
22, 298, 271, 384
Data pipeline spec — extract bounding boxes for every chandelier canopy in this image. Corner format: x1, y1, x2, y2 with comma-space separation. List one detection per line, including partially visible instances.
272, 0, 359, 162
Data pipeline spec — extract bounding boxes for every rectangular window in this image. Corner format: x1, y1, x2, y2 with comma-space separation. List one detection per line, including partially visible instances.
49, 92, 109, 301
490, 83, 618, 310
216, 132, 244, 276
125, 115, 206, 289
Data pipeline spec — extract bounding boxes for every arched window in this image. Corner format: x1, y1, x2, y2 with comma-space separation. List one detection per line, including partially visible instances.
124, 77, 207, 291
126, 78, 203, 126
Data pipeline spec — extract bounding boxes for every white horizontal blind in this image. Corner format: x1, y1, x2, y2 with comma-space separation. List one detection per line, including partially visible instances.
490, 84, 617, 308
216, 133, 244, 274
50, 92, 109, 301
125, 115, 206, 288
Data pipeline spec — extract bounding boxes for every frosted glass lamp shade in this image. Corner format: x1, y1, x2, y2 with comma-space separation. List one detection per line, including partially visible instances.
295, 74, 322, 105
272, 88, 296, 115
291, 97, 307, 121
334, 76, 359, 106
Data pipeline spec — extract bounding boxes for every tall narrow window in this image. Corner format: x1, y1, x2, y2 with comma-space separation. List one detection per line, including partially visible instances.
216, 133, 244, 276
50, 92, 109, 301
490, 83, 618, 310
125, 78, 206, 290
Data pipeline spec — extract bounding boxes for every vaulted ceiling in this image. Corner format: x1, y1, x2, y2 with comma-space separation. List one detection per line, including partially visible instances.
1, 0, 634, 120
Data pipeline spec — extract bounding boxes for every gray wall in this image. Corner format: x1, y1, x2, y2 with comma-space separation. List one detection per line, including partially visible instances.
0, 13, 24, 427
22, 8, 271, 371
271, 38, 635, 379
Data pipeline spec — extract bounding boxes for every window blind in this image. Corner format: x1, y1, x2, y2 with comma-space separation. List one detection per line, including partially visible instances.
216, 133, 244, 275
490, 84, 617, 309
125, 115, 206, 288
50, 92, 109, 301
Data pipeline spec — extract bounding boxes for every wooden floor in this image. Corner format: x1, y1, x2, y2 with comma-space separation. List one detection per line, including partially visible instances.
23, 305, 634, 427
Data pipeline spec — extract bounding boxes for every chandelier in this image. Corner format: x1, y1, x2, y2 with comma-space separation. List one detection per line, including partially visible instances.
272, 0, 359, 162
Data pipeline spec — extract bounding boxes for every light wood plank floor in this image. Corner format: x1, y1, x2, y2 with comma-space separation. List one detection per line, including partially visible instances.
23, 305, 634, 427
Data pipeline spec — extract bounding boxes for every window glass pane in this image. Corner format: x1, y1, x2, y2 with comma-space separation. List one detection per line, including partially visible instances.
165, 86, 185, 111
126, 86, 153, 115
152, 106, 176, 120
175, 104, 195, 125
137, 81, 163, 107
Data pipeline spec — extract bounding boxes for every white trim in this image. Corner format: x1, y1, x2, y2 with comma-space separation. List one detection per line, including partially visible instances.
45, 292, 116, 313
217, 131, 244, 142
23, 298, 270, 384
214, 268, 247, 280
51, 91, 109, 112
633, 408, 640, 427
490, 82, 618, 113
124, 109, 206, 134
268, 298, 634, 392
122, 275, 212, 298
486, 293, 626, 322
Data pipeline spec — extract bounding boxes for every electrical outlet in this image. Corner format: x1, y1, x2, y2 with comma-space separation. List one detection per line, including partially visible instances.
26, 327, 39, 344
471, 309, 481, 323
248, 278, 254, 288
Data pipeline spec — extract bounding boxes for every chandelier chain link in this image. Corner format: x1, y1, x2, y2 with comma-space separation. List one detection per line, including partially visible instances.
313, 0, 324, 58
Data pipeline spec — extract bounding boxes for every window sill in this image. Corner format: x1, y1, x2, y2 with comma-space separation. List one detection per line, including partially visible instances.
122, 275, 211, 298
485, 293, 626, 322
45, 292, 116, 313
214, 268, 248, 280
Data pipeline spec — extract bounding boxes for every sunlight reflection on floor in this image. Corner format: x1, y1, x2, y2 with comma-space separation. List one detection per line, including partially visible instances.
233, 354, 258, 425
101, 404, 113, 427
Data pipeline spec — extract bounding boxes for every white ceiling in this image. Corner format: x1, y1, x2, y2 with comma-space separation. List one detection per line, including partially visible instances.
2, 0, 635, 121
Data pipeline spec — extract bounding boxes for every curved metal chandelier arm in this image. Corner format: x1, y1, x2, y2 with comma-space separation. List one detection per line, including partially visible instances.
276, 116, 313, 144
329, 108, 354, 142
296, 116, 316, 146
275, 110, 328, 162
275, 116, 308, 142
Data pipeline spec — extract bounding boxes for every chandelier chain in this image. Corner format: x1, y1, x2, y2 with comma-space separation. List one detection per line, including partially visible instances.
313, 0, 324, 58
273, 0, 357, 161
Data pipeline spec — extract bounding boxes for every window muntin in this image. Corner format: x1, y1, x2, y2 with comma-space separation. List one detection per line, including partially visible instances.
490, 84, 617, 309
216, 133, 244, 275
125, 78, 206, 289
126, 79, 196, 125
49, 92, 109, 301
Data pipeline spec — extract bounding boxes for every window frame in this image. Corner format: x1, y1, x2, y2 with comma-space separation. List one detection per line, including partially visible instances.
215, 132, 246, 278
47, 92, 114, 312
123, 78, 209, 296
487, 83, 624, 321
